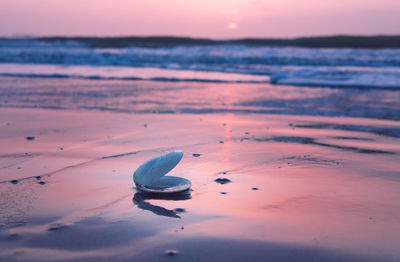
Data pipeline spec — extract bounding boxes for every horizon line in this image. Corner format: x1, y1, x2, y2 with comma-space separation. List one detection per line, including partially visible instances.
1, 34, 400, 49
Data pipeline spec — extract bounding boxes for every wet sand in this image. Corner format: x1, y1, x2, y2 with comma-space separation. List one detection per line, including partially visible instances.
1, 104, 400, 261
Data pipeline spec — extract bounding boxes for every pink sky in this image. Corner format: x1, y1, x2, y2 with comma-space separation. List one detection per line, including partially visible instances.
1, 0, 399, 38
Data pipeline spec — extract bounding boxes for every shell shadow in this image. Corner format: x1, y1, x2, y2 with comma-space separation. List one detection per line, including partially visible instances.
132, 190, 191, 218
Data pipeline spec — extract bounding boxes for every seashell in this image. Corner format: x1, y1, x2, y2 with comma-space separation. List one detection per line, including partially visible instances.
133, 151, 192, 193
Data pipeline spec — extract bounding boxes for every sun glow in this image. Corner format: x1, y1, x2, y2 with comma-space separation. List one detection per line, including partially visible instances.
228, 23, 237, 30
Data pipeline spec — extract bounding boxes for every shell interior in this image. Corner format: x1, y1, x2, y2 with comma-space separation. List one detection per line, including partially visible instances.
133, 151, 191, 193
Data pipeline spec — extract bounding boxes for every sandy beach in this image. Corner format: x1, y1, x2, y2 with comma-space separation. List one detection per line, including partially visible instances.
1, 76, 400, 261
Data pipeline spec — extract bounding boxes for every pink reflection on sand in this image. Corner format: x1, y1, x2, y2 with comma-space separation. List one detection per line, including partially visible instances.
1, 108, 400, 261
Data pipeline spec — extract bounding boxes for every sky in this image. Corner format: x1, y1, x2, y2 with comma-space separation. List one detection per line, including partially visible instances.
1, 0, 400, 38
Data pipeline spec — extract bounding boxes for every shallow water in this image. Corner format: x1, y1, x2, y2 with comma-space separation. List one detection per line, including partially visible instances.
1, 77, 399, 120
0, 105, 399, 261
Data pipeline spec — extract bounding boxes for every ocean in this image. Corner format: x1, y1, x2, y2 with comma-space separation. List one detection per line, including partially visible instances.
0, 37, 399, 120
1, 37, 400, 88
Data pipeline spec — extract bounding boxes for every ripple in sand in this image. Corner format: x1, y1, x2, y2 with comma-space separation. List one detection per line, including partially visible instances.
7, 233, 20, 240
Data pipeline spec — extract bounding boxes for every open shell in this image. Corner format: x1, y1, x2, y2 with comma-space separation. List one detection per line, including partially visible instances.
133, 151, 192, 193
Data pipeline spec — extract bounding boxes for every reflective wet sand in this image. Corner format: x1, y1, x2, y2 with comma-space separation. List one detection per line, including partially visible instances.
1, 104, 399, 261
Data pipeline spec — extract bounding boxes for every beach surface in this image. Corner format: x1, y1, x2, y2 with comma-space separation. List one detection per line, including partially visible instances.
1, 77, 400, 261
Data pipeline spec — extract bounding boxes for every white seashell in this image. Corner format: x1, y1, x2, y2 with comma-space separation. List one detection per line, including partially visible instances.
133, 151, 192, 193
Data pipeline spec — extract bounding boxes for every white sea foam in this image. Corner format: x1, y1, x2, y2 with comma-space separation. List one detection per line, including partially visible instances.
270, 67, 400, 89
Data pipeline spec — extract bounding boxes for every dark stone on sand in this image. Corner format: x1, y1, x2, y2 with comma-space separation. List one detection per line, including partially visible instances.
219, 171, 227, 175
174, 208, 186, 213
245, 132, 250, 135
38, 181, 46, 185
35, 176, 42, 180
220, 192, 228, 195
59, 147, 64, 150
144, 124, 148, 127
252, 187, 259, 190
26, 136, 35, 141
7, 234, 20, 240
219, 140, 224, 144
215, 178, 231, 184
17, 167, 22, 169
192, 153, 201, 157
165, 249, 178, 256
48, 224, 68, 231
10, 180, 19, 184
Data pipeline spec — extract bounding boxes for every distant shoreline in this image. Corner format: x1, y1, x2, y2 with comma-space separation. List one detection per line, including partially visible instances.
1, 35, 400, 49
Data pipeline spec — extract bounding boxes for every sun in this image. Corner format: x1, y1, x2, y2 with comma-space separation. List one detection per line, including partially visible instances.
228, 22, 237, 30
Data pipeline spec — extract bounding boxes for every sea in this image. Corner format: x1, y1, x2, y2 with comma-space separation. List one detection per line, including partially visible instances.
1, 37, 400, 88
0, 37, 399, 120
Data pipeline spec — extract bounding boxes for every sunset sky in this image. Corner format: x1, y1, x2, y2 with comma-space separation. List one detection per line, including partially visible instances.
1, 0, 399, 38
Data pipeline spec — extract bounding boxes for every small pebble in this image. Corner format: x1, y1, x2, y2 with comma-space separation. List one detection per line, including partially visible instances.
251, 187, 259, 191
26, 136, 35, 141
192, 153, 201, 157
17, 167, 22, 170
35, 176, 42, 180
222, 123, 227, 126
38, 181, 46, 185
164, 249, 178, 256
245, 132, 250, 135
48, 224, 68, 231
59, 147, 64, 150
215, 178, 231, 184
219, 171, 227, 175
220, 192, 228, 195
219, 140, 224, 144
144, 124, 148, 128
10, 180, 19, 184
